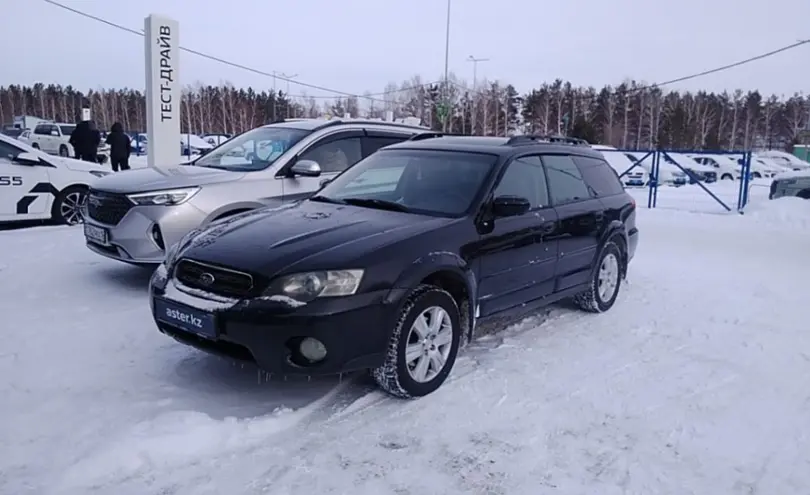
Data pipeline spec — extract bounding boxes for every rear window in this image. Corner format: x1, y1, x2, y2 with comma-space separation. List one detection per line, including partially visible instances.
573, 155, 625, 197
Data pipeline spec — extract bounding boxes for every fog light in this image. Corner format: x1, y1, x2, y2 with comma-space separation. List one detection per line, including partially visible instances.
151, 224, 165, 250
299, 338, 327, 362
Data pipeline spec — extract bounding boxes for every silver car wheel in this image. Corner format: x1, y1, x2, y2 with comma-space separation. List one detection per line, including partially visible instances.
405, 306, 453, 383
598, 252, 619, 302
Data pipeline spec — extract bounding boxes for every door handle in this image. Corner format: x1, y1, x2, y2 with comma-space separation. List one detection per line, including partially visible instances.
540, 221, 555, 234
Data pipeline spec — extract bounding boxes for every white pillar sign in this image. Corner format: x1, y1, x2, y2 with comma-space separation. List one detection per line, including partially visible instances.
144, 14, 180, 168
81, 108, 91, 121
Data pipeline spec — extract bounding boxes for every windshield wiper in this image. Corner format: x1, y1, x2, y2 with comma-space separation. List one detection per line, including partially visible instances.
309, 195, 346, 205
341, 197, 410, 212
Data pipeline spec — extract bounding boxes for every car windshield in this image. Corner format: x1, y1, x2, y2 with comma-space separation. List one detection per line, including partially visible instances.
313, 149, 497, 217
193, 126, 310, 171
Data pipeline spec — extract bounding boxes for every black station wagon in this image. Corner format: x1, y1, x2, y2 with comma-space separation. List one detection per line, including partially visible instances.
149, 133, 639, 398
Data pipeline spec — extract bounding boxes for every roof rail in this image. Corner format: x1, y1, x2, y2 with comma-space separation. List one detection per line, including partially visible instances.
505, 134, 590, 146
408, 131, 472, 141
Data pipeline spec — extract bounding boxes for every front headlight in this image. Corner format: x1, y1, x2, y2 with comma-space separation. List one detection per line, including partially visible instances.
264, 270, 364, 303
89, 170, 110, 178
127, 187, 200, 206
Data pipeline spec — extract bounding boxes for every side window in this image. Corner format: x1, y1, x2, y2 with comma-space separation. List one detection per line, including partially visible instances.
34, 125, 49, 135
541, 154, 591, 206
493, 155, 549, 209
365, 135, 410, 155
299, 136, 362, 174
0, 141, 23, 161
573, 156, 625, 197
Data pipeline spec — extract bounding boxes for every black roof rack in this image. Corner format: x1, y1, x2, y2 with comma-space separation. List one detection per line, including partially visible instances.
408, 131, 472, 141
505, 134, 589, 146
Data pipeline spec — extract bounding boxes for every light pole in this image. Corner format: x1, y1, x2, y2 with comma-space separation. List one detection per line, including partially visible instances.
442, 0, 451, 131
467, 55, 489, 134
279, 72, 298, 118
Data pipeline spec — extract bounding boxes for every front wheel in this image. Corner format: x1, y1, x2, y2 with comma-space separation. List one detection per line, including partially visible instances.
371, 285, 462, 399
52, 186, 87, 225
721, 173, 734, 181
574, 240, 625, 313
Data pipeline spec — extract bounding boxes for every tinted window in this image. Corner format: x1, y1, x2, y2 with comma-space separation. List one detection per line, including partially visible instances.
34, 125, 50, 135
194, 126, 310, 172
60, 125, 76, 136
366, 135, 410, 155
317, 149, 496, 217
300, 136, 363, 173
542, 154, 591, 205
494, 155, 549, 208
573, 156, 625, 197
0, 141, 23, 160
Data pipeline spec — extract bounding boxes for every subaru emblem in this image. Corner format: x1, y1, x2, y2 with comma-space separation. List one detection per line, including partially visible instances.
199, 272, 215, 286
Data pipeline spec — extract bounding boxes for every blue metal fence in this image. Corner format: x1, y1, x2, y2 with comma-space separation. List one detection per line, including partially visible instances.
598, 148, 754, 212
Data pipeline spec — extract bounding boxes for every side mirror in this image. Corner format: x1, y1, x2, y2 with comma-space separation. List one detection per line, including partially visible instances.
291, 159, 322, 177
50, 130, 59, 136
319, 178, 333, 189
13, 152, 40, 165
492, 195, 531, 217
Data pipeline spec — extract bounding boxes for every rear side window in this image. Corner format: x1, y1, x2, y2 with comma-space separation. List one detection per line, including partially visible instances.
573, 156, 625, 197
34, 125, 49, 135
541, 154, 591, 206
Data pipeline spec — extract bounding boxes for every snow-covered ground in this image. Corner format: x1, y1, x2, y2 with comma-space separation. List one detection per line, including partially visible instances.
1, 188, 809, 495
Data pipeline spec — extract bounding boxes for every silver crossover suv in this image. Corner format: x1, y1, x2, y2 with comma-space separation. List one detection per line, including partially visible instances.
82, 118, 428, 264
769, 169, 810, 200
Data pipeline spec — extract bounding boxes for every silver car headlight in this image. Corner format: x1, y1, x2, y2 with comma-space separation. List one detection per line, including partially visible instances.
264, 270, 364, 303
127, 187, 200, 206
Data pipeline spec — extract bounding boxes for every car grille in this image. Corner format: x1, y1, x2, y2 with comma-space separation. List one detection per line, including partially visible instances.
174, 259, 255, 298
86, 190, 133, 225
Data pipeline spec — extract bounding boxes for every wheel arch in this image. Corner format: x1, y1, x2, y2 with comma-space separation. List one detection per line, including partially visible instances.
385, 254, 477, 342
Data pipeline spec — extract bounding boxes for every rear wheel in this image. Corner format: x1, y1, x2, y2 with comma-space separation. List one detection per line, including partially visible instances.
574, 240, 625, 313
721, 173, 734, 181
59, 145, 69, 157
371, 285, 461, 399
31, 143, 40, 149
51, 186, 87, 225
797, 189, 810, 200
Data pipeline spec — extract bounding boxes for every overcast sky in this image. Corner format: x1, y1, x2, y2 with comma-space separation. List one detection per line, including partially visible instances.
3, 0, 809, 98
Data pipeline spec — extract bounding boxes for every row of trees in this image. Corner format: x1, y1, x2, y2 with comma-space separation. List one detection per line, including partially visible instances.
0, 76, 807, 151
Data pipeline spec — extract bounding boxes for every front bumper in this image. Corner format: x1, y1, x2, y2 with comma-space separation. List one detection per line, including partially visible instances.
149, 266, 394, 375
83, 194, 208, 264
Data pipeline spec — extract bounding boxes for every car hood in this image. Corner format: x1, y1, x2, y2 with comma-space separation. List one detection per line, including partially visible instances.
178, 200, 454, 278
90, 165, 244, 193
53, 156, 106, 173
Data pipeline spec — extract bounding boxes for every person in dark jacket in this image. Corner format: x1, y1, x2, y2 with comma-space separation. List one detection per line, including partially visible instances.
105, 122, 132, 172
68, 120, 101, 162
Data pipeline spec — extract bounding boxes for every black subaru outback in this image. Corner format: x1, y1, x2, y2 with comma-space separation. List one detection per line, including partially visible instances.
149, 133, 639, 398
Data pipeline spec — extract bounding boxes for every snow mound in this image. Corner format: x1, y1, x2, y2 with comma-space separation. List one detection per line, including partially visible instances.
743, 197, 810, 229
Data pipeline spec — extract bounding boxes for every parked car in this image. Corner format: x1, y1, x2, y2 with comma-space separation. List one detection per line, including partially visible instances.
769, 169, 810, 200
0, 133, 110, 225
624, 152, 688, 185
664, 152, 717, 183
200, 133, 232, 146
181, 134, 215, 156
16, 129, 32, 145
591, 144, 649, 187
148, 132, 639, 398
83, 118, 429, 265
28, 122, 110, 164
757, 150, 810, 171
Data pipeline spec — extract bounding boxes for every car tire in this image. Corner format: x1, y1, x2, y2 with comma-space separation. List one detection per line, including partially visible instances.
31, 143, 40, 149
574, 240, 625, 313
721, 173, 733, 181
371, 285, 462, 399
59, 145, 69, 157
52, 185, 87, 225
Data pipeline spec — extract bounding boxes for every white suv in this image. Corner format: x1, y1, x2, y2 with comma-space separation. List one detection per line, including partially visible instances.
28, 122, 110, 164
0, 134, 110, 225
